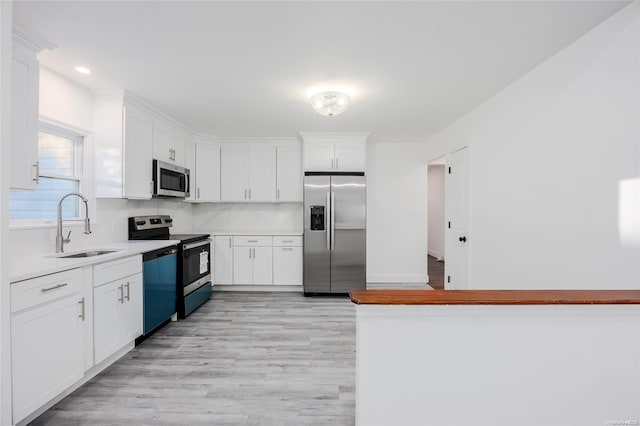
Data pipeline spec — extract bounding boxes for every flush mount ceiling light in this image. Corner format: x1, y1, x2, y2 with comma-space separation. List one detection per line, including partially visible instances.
310, 91, 351, 117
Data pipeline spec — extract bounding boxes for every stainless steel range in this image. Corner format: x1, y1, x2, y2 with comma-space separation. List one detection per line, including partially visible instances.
128, 215, 211, 320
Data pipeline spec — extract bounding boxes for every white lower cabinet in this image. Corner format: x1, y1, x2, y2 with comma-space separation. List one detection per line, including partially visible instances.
273, 247, 303, 285
215, 234, 301, 287
214, 236, 234, 284
11, 269, 86, 424
94, 272, 142, 365
233, 237, 273, 285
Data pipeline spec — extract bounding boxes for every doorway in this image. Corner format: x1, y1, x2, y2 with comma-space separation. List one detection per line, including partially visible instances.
427, 157, 446, 290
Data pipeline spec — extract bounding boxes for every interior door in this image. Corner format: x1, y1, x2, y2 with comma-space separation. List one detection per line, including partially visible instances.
445, 146, 470, 289
330, 175, 366, 293
303, 175, 331, 293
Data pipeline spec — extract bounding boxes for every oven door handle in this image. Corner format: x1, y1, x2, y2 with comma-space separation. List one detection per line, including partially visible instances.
182, 239, 211, 251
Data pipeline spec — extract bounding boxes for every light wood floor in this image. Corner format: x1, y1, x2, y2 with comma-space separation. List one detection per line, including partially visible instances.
33, 292, 356, 425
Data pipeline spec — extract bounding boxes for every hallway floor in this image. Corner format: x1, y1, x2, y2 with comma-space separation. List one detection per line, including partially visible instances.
428, 256, 445, 290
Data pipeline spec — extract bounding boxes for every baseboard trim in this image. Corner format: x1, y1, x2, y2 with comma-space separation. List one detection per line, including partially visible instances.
213, 284, 303, 292
367, 275, 427, 284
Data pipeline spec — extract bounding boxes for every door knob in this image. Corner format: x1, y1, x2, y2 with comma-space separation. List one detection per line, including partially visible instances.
459, 236, 467, 242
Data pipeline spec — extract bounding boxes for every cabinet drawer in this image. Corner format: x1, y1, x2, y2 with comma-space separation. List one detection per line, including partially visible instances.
273, 236, 302, 247
11, 268, 83, 313
94, 255, 142, 287
233, 236, 272, 247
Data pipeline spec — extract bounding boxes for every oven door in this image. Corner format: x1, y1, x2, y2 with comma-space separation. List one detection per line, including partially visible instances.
182, 239, 211, 295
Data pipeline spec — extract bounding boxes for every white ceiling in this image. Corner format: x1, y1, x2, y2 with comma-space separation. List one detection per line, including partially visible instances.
13, 1, 629, 143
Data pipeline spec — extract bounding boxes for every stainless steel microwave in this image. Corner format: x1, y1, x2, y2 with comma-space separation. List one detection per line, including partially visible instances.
152, 159, 190, 198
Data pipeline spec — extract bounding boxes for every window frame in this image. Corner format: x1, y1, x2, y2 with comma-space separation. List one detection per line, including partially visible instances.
10, 119, 93, 229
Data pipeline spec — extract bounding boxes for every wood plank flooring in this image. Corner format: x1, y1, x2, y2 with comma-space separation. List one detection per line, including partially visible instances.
428, 256, 445, 290
32, 292, 356, 426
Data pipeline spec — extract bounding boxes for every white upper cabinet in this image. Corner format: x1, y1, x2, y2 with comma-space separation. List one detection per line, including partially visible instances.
10, 40, 40, 191
220, 144, 276, 202
195, 142, 221, 202
276, 144, 302, 202
123, 103, 153, 199
152, 118, 186, 166
248, 145, 276, 202
94, 93, 154, 199
301, 132, 369, 173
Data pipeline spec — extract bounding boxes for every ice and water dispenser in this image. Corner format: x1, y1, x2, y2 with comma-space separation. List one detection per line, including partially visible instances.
310, 206, 325, 231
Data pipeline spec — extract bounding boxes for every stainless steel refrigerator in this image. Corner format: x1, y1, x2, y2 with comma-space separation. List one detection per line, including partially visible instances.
303, 173, 366, 294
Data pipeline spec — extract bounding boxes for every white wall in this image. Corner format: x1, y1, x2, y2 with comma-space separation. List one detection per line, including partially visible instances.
367, 142, 427, 283
39, 67, 93, 131
427, 165, 445, 260
424, 3, 640, 289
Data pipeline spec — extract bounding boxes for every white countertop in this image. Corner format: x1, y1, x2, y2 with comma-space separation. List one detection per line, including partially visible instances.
200, 230, 303, 236
10, 240, 178, 283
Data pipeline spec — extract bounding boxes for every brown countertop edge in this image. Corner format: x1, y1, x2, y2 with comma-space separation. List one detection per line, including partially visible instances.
349, 290, 640, 305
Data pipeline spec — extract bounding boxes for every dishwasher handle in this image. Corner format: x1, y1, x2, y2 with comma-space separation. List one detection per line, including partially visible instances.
143, 247, 177, 262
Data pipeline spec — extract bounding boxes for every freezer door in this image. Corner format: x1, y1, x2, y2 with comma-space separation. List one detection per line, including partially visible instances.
303, 175, 331, 293
330, 175, 366, 293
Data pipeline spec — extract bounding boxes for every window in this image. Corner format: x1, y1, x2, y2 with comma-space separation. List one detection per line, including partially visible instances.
10, 123, 85, 221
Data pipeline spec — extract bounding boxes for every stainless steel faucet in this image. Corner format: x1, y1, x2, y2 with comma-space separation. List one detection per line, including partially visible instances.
56, 192, 92, 253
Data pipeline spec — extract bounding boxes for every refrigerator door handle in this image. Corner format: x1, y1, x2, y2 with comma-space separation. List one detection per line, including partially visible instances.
331, 192, 336, 251
326, 192, 331, 251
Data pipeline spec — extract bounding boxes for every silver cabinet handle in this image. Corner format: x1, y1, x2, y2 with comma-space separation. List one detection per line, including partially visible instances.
150, 181, 154, 195
248, 189, 252, 199
118, 284, 124, 303
33, 161, 40, 183
41, 283, 68, 293
247, 240, 258, 243
78, 297, 85, 321
277, 189, 280, 200
252, 248, 255, 258
282, 240, 293, 243
336, 158, 339, 169
331, 158, 334, 169
282, 247, 293, 251
125, 282, 130, 301
197, 188, 201, 199
326, 192, 331, 250
244, 189, 247, 199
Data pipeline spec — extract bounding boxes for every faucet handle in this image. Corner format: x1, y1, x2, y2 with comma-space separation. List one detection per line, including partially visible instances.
64, 230, 72, 244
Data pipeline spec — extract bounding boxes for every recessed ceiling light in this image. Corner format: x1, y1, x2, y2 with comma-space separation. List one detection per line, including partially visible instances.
75, 66, 91, 75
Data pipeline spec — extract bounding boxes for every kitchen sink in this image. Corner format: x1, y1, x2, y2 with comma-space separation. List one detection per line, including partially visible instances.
52, 250, 119, 258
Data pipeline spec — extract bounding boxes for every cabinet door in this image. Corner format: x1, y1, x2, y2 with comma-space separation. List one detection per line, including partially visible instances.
10, 42, 39, 191
123, 104, 153, 199
273, 246, 302, 285
252, 247, 273, 285
233, 247, 253, 284
214, 236, 233, 284
195, 143, 221, 202
276, 144, 302, 202
120, 273, 143, 343
152, 119, 174, 163
334, 143, 366, 171
303, 142, 334, 171
171, 127, 187, 166
184, 136, 196, 202
94, 280, 124, 364
11, 295, 84, 423
220, 145, 248, 201
248, 145, 276, 202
